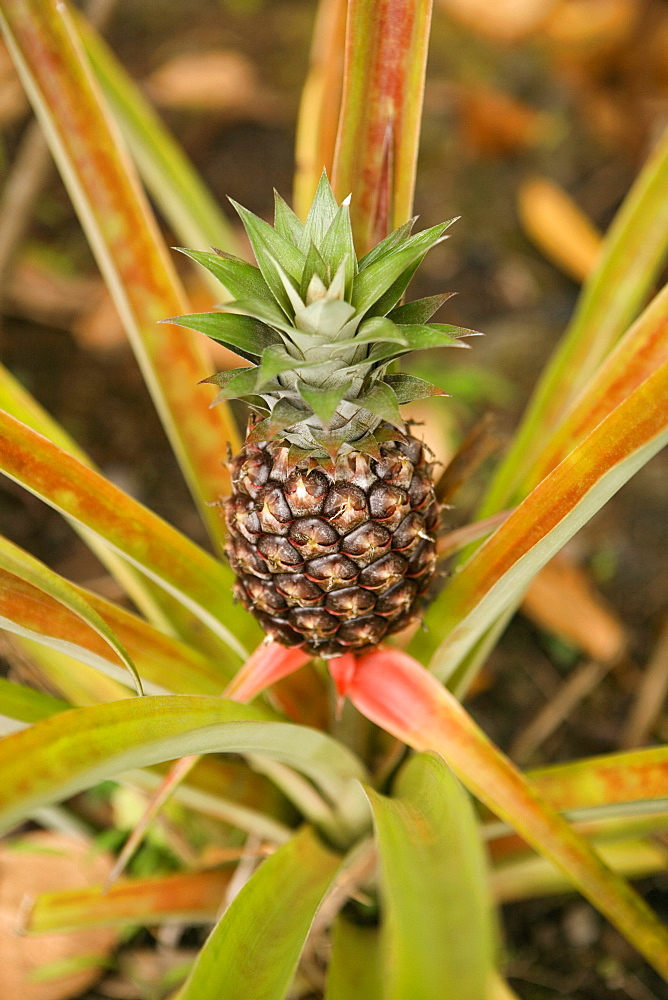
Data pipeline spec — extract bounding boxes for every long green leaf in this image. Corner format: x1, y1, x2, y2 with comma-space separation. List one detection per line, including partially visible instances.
19, 640, 135, 708
414, 358, 668, 684
481, 128, 668, 513
176, 248, 269, 300
0, 0, 240, 549
326, 915, 384, 1000
0, 676, 69, 724
0, 567, 230, 696
0, 696, 367, 834
336, 648, 668, 978
0, 409, 259, 660
365, 752, 494, 1000
492, 840, 667, 905
180, 826, 342, 1000
0, 535, 143, 695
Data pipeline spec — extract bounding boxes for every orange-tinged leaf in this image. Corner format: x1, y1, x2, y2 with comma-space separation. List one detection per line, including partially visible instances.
0, 535, 143, 696
332, 0, 433, 251
29, 868, 233, 932
0, 0, 240, 549
0, 364, 238, 662
75, 13, 239, 285
529, 745, 668, 815
0, 568, 229, 696
482, 127, 668, 513
331, 647, 668, 978
0, 362, 174, 633
416, 357, 668, 682
524, 281, 668, 492
518, 176, 602, 282
0, 410, 257, 661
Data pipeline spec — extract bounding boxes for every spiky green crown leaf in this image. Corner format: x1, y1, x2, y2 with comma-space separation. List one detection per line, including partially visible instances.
167, 174, 475, 457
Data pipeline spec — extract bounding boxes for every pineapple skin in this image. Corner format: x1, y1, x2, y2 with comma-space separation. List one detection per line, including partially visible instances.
224, 424, 440, 658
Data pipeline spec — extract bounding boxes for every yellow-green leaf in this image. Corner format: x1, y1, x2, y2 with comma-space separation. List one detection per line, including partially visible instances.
180, 826, 342, 1000
365, 752, 494, 1000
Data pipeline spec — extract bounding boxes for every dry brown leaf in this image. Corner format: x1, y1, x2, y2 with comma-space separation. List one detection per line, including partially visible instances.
457, 85, 556, 157
518, 176, 602, 282
71, 286, 125, 351
0, 831, 118, 1000
144, 50, 282, 121
545, 0, 639, 55
522, 554, 626, 663
3, 257, 101, 328
438, 0, 557, 41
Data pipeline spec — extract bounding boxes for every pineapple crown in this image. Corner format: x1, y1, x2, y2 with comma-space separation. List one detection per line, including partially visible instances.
167, 174, 473, 460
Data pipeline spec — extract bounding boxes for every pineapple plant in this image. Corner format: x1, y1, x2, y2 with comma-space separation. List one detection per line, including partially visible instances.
170, 176, 468, 656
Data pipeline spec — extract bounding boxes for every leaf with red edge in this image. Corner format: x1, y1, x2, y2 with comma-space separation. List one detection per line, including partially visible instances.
331, 0, 433, 252
224, 642, 312, 702
330, 647, 668, 978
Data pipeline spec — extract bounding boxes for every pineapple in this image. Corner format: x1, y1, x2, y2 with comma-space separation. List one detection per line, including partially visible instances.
170, 176, 469, 657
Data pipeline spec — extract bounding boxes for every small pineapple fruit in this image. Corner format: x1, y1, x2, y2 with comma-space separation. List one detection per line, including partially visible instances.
171, 176, 470, 657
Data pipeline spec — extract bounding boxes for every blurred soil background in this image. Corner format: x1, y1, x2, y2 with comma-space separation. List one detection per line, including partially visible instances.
1, 1, 668, 998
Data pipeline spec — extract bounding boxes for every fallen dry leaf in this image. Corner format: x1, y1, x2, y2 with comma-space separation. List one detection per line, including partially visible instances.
545, 0, 639, 56
3, 257, 101, 328
144, 50, 283, 122
438, 0, 558, 41
457, 85, 556, 157
522, 553, 626, 663
518, 176, 602, 282
0, 831, 118, 1000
